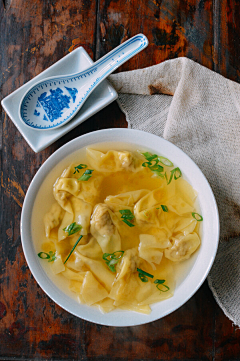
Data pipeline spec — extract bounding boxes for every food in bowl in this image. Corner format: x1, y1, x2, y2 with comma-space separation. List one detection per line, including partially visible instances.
36, 147, 203, 314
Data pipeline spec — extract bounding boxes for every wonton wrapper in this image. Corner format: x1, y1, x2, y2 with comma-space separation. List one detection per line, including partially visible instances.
87, 148, 143, 172
53, 167, 103, 206
51, 254, 65, 274
79, 271, 108, 306
72, 249, 115, 292
138, 234, 164, 270
57, 197, 92, 241
105, 189, 150, 213
164, 232, 200, 261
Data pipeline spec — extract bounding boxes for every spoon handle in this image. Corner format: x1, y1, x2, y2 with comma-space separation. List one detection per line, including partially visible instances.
72, 34, 148, 90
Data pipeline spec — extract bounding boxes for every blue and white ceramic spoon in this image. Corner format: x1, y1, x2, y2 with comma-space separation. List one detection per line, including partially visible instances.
19, 34, 148, 130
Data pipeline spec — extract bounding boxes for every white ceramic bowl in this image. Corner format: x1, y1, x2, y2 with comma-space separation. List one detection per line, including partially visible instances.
21, 129, 219, 327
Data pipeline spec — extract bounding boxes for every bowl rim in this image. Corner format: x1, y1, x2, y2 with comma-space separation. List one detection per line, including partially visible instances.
20, 128, 220, 327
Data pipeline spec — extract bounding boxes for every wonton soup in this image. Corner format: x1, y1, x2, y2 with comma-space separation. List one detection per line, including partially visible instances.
34, 147, 202, 314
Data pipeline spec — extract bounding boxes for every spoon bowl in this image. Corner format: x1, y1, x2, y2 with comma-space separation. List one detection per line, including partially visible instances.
19, 34, 148, 130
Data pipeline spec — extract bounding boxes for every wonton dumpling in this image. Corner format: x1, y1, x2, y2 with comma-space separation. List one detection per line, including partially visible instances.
90, 203, 121, 253
105, 189, 150, 213
138, 234, 164, 270
44, 203, 64, 238
164, 232, 200, 261
87, 148, 142, 172
53, 173, 103, 206
133, 184, 175, 225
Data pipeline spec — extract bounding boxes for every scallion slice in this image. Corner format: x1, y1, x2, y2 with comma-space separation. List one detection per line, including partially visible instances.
64, 235, 83, 264
123, 219, 135, 227
142, 152, 166, 177
161, 205, 168, 212
119, 209, 135, 227
78, 169, 94, 181
38, 252, 50, 260
192, 212, 203, 221
149, 162, 164, 173
158, 156, 173, 167
142, 152, 158, 162
73, 164, 87, 174
38, 251, 56, 263
154, 279, 170, 292
165, 167, 182, 185
102, 251, 124, 272
137, 268, 154, 282
142, 161, 152, 167
63, 222, 82, 236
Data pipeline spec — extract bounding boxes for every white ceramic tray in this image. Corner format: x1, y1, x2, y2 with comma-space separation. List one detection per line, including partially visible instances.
1, 48, 118, 153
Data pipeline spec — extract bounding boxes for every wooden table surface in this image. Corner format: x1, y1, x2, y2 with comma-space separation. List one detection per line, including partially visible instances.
1, 0, 240, 360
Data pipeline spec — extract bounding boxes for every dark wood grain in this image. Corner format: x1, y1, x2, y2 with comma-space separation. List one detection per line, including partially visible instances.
1, 0, 240, 360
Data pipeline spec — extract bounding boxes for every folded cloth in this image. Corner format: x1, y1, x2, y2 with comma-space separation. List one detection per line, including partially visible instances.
109, 57, 240, 326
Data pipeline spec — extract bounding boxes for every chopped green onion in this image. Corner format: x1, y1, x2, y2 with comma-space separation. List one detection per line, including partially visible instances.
172, 167, 182, 180
121, 214, 135, 220
38, 251, 56, 262
137, 268, 154, 283
192, 212, 203, 221
103, 251, 124, 272
63, 222, 82, 236
73, 164, 87, 174
142, 152, 158, 162
161, 205, 168, 212
154, 279, 165, 284
142, 161, 152, 167
149, 163, 164, 172
138, 273, 149, 282
154, 279, 170, 292
119, 209, 133, 215
122, 219, 135, 227
64, 235, 83, 264
165, 167, 182, 185
119, 209, 135, 227
137, 268, 154, 278
142, 152, 165, 177
78, 169, 94, 181
38, 252, 50, 260
158, 156, 173, 167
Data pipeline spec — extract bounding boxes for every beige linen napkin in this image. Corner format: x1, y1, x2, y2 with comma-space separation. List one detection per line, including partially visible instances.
109, 57, 240, 326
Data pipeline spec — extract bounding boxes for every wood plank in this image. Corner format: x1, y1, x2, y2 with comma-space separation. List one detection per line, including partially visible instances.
215, 0, 240, 82
96, 0, 215, 72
